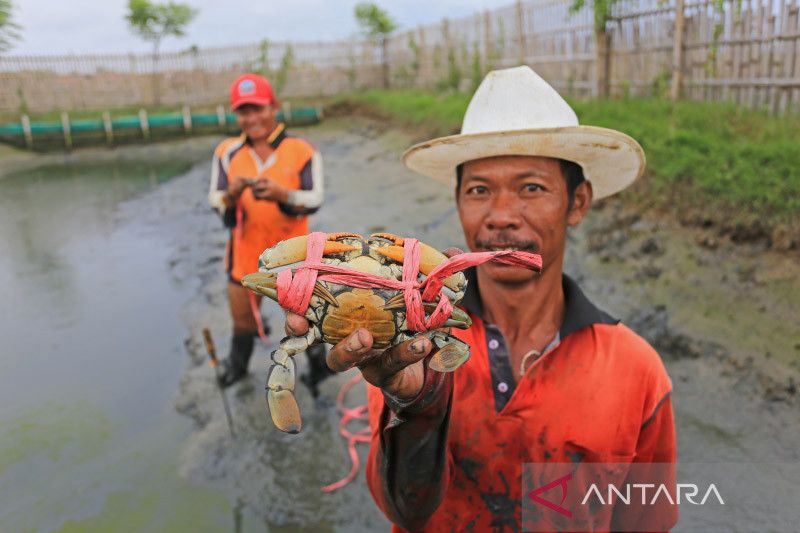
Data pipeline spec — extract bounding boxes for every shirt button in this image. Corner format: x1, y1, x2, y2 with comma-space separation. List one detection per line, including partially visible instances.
497, 382, 509, 393
488, 339, 500, 350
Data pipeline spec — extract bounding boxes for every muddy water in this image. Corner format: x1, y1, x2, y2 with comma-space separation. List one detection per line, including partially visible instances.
171, 119, 799, 531
0, 141, 262, 532
3, 119, 797, 532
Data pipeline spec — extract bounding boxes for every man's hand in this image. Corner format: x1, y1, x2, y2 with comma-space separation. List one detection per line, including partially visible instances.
283, 247, 464, 401
286, 314, 433, 400
224, 176, 254, 206
252, 179, 289, 203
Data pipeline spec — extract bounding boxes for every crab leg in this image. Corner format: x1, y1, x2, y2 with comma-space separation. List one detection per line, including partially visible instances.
420, 330, 471, 373
266, 328, 319, 434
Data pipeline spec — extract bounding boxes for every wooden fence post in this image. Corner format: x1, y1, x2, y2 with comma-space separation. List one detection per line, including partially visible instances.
418, 27, 428, 88
182, 104, 192, 134
484, 10, 494, 70
282, 101, 293, 124
516, 0, 527, 65
594, 26, 611, 98
61, 111, 72, 150
216, 105, 227, 130
670, 0, 686, 101
381, 36, 390, 89
102, 111, 114, 145
21, 114, 33, 149
139, 108, 150, 140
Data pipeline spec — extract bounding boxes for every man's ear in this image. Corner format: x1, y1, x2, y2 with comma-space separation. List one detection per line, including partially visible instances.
567, 180, 593, 227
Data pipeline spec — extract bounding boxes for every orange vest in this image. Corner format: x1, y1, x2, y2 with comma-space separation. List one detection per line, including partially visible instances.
212, 128, 315, 282
366, 292, 676, 532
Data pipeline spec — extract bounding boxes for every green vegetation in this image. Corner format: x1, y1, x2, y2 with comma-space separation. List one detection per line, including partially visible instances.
0, 0, 20, 53
125, 0, 198, 104
354, 2, 397, 89
331, 90, 800, 224
0, 402, 112, 477
354, 2, 397, 37
332, 90, 469, 137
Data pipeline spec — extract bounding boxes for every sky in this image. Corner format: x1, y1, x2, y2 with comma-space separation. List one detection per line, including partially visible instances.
8, 0, 516, 56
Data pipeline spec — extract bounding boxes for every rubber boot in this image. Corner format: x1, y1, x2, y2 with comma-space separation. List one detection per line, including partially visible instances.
217, 332, 255, 388
300, 343, 335, 398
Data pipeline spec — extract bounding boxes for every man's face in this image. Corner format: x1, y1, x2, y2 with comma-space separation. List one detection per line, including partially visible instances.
456, 155, 592, 284
235, 103, 277, 141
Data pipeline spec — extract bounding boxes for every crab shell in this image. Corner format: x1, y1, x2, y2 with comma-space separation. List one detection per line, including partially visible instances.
242, 232, 471, 347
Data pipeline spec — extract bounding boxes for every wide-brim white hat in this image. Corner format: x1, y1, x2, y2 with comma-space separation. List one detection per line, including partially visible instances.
402, 66, 645, 199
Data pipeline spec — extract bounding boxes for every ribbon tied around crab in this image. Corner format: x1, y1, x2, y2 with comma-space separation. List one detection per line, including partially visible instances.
275, 231, 543, 332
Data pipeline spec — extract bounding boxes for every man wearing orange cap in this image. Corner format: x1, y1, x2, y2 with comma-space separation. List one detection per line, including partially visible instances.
208, 73, 327, 388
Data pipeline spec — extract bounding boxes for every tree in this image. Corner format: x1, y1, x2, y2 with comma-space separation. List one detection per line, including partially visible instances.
0, 0, 21, 54
354, 2, 397, 89
125, 0, 198, 104
569, 0, 614, 98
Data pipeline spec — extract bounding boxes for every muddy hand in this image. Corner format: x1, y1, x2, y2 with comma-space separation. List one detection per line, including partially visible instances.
252, 179, 288, 202
285, 313, 433, 401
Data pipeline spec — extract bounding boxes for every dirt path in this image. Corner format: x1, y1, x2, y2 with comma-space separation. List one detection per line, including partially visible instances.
167, 118, 799, 531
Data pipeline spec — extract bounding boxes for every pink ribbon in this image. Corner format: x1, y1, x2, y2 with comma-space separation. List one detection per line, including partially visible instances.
275, 232, 542, 331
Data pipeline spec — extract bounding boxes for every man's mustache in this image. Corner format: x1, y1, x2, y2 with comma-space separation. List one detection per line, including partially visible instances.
475, 236, 539, 253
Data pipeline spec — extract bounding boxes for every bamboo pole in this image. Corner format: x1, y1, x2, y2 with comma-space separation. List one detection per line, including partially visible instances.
139, 108, 150, 140
61, 111, 72, 150
216, 105, 226, 130
102, 111, 114, 145
671, 0, 687, 100
182, 104, 192, 134
516, 0, 527, 64
595, 26, 611, 98
21, 114, 33, 149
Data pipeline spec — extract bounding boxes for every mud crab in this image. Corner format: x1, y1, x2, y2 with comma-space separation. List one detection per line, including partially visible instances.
241, 232, 473, 433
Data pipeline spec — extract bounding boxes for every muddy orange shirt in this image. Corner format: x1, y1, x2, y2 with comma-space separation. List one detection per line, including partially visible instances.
365, 270, 676, 532
207, 124, 323, 282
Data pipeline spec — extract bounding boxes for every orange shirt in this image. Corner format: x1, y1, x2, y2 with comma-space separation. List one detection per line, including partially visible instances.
366, 272, 676, 532
208, 124, 323, 282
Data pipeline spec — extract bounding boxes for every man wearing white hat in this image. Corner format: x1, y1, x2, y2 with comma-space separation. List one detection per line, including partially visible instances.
287, 66, 676, 531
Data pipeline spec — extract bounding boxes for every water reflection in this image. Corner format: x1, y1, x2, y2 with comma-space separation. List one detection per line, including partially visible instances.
0, 147, 236, 532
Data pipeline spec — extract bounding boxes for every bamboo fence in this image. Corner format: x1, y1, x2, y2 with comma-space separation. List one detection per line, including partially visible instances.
1, 0, 798, 114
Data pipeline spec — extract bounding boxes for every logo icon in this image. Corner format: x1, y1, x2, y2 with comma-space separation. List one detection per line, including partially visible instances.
238, 79, 256, 96
528, 472, 573, 518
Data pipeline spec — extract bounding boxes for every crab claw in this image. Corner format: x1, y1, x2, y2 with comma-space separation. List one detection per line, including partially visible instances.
242, 272, 338, 307
421, 302, 472, 329
423, 330, 471, 372
266, 352, 302, 433
258, 234, 360, 271
443, 306, 472, 330
242, 272, 278, 300
373, 241, 466, 295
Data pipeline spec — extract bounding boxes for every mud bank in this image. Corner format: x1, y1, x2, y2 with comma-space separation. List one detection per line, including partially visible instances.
169, 118, 799, 531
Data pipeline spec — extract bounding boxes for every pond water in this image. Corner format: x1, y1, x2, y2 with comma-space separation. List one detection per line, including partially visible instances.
0, 146, 263, 532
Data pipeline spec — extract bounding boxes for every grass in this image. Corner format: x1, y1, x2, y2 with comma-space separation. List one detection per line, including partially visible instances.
330, 90, 800, 226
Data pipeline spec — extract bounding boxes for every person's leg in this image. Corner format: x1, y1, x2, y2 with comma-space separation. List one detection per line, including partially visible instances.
217, 282, 262, 388
300, 343, 335, 398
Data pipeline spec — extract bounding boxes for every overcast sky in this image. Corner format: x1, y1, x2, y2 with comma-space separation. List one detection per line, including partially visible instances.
8, 0, 515, 55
